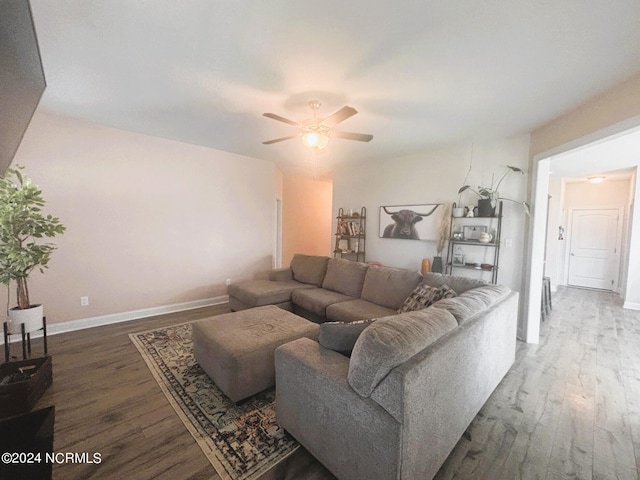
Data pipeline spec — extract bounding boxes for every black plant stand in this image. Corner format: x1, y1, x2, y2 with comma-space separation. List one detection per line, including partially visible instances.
3, 316, 47, 363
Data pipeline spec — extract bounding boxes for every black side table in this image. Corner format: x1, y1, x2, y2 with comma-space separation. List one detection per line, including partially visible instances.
0, 406, 55, 480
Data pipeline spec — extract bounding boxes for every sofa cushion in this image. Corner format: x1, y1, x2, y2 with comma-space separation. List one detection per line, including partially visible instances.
322, 258, 369, 298
348, 308, 458, 397
432, 284, 511, 324
268, 267, 293, 282
360, 266, 422, 310
397, 284, 457, 313
319, 319, 376, 356
290, 254, 330, 287
326, 299, 396, 323
422, 272, 488, 294
291, 287, 354, 317
228, 279, 315, 307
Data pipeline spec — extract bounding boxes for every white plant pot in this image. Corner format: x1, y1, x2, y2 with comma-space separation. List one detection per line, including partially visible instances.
7, 304, 44, 335
452, 207, 466, 218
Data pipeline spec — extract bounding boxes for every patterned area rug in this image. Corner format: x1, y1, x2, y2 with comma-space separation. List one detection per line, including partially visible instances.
129, 322, 299, 480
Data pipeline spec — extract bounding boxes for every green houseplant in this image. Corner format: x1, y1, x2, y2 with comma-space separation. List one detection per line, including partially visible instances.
0, 166, 65, 334
458, 165, 530, 216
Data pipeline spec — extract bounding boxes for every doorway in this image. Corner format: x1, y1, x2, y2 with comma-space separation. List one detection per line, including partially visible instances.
567, 208, 622, 290
525, 125, 640, 343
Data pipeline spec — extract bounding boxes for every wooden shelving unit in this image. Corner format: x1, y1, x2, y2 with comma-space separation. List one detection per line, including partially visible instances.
334, 207, 366, 262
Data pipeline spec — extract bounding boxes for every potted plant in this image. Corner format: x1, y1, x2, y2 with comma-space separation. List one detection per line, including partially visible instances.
0, 166, 65, 335
458, 165, 530, 217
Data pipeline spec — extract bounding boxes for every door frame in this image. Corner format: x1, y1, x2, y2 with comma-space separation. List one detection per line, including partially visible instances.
274, 197, 283, 269
564, 206, 624, 292
524, 114, 640, 344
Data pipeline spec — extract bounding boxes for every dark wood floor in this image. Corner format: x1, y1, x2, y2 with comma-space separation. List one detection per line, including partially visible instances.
19, 287, 640, 479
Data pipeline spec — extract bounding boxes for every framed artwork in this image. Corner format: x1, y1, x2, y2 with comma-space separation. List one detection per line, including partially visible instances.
453, 252, 465, 265
463, 225, 488, 241
379, 203, 444, 240
337, 239, 349, 252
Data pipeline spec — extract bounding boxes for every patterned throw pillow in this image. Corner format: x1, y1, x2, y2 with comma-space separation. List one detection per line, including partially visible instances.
319, 318, 376, 356
397, 284, 457, 313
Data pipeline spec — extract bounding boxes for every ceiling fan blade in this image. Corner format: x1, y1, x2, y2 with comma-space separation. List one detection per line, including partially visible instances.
262, 136, 297, 145
332, 131, 373, 142
263, 113, 300, 127
320, 106, 358, 127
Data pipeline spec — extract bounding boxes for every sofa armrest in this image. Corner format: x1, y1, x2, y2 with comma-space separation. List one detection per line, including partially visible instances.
268, 267, 293, 281
275, 338, 401, 480
371, 290, 519, 480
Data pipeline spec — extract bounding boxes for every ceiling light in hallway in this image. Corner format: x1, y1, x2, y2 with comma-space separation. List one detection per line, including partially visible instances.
588, 176, 605, 184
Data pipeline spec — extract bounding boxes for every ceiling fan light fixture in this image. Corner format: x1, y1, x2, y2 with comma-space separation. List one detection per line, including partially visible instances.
263, 100, 371, 149
301, 131, 330, 150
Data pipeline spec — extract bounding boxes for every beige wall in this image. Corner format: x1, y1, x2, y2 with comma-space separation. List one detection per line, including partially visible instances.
282, 174, 333, 266
544, 177, 563, 287
332, 135, 530, 293
3, 110, 283, 324
564, 178, 631, 206
530, 72, 640, 156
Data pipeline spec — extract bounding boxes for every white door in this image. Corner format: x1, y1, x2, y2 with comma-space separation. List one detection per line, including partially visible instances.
568, 209, 620, 290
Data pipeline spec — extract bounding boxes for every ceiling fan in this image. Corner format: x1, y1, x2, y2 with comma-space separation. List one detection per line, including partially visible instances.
262, 100, 373, 150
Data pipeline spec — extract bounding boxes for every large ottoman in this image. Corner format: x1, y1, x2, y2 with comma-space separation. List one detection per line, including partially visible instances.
192, 305, 319, 402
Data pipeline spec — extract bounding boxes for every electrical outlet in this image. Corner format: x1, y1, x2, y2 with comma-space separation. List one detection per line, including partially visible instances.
225, 278, 231, 286
80, 296, 89, 306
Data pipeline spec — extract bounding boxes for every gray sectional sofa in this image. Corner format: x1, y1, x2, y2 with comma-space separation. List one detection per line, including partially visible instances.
228, 253, 519, 480
228, 254, 423, 323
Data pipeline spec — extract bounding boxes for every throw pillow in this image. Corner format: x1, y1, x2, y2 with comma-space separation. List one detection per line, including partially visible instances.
397, 284, 457, 313
319, 319, 376, 356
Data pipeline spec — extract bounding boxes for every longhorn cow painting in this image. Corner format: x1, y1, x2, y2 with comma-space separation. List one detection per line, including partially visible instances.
379, 204, 443, 240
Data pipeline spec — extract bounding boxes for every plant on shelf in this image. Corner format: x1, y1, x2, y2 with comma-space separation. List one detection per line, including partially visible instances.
458, 165, 530, 216
0, 166, 66, 333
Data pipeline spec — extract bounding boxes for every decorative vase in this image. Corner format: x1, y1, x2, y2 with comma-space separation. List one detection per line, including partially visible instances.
421, 258, 431, 274
432, 256, 443, 273
7, 304, 44, 335
477, 198, 495, 217
478, 232, 493, 244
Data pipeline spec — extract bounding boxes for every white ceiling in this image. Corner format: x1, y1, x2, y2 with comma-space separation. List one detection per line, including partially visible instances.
30, 1, 640, 178
550, 127, 640, 181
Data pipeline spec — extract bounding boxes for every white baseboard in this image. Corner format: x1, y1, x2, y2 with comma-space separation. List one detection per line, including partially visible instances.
623, 301, 640, 311
1, 295, 229, 345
